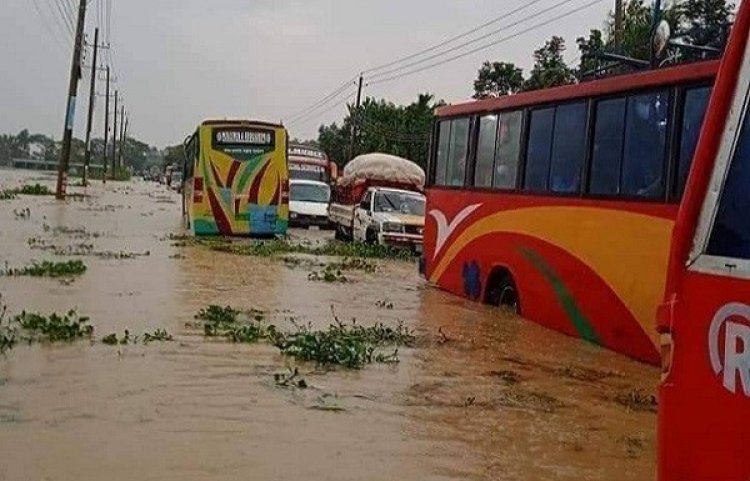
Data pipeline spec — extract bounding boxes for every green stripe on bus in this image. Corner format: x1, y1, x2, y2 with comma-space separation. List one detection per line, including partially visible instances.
236, 155, 265, 193
518, 247, 601, 345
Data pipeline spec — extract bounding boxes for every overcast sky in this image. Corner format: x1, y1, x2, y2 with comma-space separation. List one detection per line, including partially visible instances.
0, 0, 617, 147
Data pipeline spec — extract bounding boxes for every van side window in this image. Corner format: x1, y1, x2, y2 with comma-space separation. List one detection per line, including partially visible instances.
621, 90, 670, 198
707, 108, 750, 260
524, 107, 555, 191
494, 110, 523, 189
549, 102, 587, 193
676, 86, 712, 197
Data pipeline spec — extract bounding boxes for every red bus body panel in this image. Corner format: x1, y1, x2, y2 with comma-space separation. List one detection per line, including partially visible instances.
657, 2, 750, 480
424, 190, 675, 364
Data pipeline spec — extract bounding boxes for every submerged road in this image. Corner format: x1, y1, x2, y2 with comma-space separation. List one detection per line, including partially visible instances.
0, 168, 657, 481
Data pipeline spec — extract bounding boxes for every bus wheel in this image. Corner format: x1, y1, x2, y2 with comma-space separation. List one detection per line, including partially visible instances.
485, 268, 520, 313
365, 227, 378, 245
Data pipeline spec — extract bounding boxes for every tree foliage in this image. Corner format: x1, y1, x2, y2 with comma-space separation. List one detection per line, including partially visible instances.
0, 130, 161, 172
524, 36, 576, 91
474, 0, 734, 97
576, 0, 734, 73
317, 93, 442, 169
473, 61, 525, 98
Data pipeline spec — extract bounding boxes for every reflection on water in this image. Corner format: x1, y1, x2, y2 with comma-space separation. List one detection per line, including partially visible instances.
0, 169, 657, 481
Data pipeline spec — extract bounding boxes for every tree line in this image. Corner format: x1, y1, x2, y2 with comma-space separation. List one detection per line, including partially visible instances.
0, 129, 163, 173
310, 0, 733, 171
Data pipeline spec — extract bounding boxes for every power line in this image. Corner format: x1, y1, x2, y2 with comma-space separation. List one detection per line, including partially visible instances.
369, 0, 606, 86
286, 92, 357, 128
30, 0, 72, 52
47, 0, 74, 39
284, 76, 359, 123
363, 0, 546, 74
52, 0, 75, 35
368, 0, 578, 81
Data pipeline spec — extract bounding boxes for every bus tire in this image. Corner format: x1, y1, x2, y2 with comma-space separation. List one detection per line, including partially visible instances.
365, 226, 378, 245
485, 268, 520, 313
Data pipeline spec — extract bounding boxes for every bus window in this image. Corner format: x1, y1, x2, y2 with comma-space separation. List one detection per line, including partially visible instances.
494, 110, 523, 189
447, 118, 470, 186
590, 98, 626, 195
707, 108, 750, 260
550, 102, 587, 193
524, 107, 555, 191
474, 115, 498, 188
676, 86, 712, 197
622, 90, 670, 198
434, 121, 451, 185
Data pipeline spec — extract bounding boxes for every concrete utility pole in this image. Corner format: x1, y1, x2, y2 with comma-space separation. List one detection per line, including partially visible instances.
111, 91, 118, 178
118, 107, 126, 169
614, 0, 624, 50
348, 74, 364, 162
102, 66, 110, 184
55, 0, 87, 199
82, 27, 100, 187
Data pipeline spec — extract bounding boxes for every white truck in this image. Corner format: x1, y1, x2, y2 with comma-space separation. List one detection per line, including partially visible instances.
328, 153, 426, 251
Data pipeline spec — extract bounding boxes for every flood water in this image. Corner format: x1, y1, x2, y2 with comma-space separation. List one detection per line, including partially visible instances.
0, 168, 658, 481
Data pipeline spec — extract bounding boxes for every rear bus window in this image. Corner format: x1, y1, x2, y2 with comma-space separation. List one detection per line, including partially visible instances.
474, 115, 498, 188
549, 102, 587, 193
494, 111, 523, 189
524, 108, 555, 191
707, 107, 750, 260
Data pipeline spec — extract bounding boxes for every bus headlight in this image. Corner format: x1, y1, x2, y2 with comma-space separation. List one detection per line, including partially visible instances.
381, 222, 403, 233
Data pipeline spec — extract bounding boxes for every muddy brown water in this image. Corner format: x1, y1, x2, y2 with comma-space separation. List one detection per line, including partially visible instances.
0, 168, 658, 481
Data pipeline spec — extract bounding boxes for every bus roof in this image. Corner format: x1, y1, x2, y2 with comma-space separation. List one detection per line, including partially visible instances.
200, 119, 284, 129
436, 60, 719, 118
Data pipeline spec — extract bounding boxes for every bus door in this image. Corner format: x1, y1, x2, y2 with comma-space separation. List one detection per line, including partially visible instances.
658, 9, 750, 480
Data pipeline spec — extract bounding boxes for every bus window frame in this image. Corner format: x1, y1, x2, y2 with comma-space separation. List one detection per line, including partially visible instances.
430, 80, 714, 205
689, 39, 750, 280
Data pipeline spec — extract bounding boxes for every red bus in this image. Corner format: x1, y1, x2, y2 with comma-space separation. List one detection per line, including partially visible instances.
423, 3, 750, 479
288, 144, 337, 183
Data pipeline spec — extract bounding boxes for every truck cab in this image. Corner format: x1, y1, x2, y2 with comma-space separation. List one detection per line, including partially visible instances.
352, 187, 425, 250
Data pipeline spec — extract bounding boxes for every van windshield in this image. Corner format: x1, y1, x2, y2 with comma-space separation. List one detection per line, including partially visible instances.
290, 183, 330, 203
373, 192, 425, 215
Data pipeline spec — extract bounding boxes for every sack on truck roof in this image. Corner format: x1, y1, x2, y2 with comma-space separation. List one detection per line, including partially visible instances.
340, 153, 425, 188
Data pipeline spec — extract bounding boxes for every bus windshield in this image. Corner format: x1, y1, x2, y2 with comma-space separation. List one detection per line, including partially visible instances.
374, 192, 425, 215
290, 183, 330, 203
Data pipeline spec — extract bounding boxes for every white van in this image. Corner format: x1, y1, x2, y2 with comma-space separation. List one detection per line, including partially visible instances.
289, 179, 331, 228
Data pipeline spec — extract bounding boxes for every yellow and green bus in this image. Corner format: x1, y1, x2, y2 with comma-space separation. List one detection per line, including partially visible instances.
182, 120, 289, 236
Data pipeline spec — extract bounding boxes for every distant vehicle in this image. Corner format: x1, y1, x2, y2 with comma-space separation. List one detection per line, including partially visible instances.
182, 120, 289, 236
329, 153, 425, 250
289, 179, 330, 228
288, 144, 337, 184
170, 171, 183, 191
